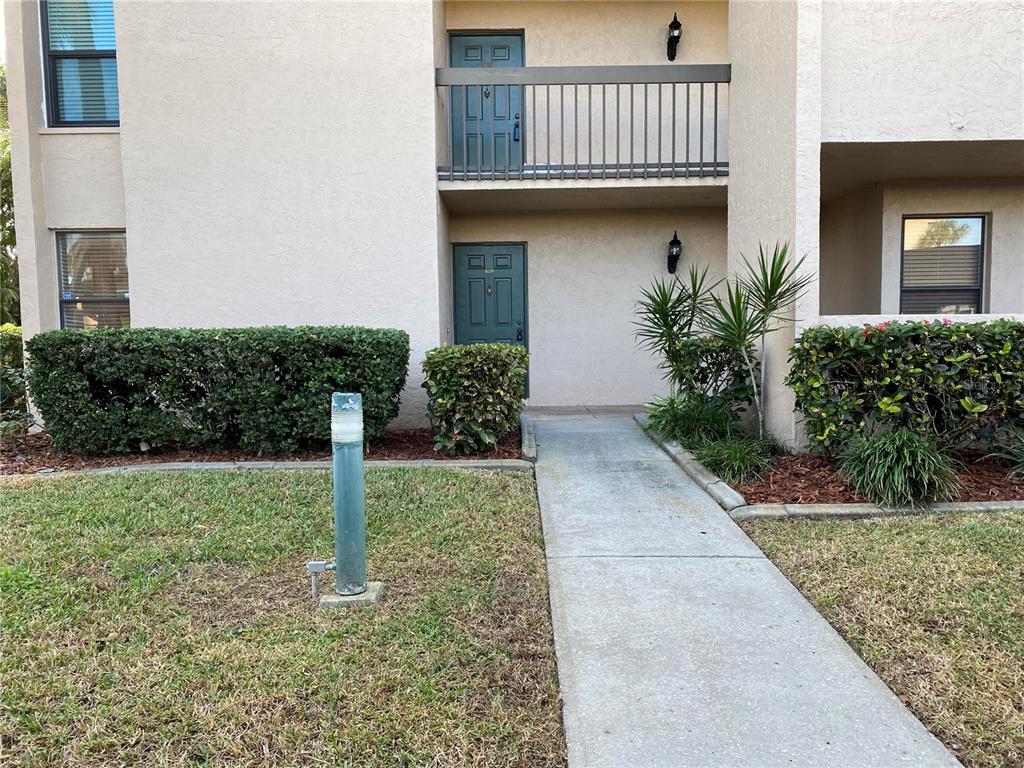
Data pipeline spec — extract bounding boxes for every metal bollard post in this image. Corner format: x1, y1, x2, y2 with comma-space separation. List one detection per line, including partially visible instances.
331, 392, 367, 596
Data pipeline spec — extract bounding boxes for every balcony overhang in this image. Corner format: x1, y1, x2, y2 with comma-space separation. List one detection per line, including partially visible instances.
822, 140, 1024, 201
439, 176, 727, 213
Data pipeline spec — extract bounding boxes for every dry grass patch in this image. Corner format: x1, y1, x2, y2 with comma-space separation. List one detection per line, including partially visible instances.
0, 469, 565, 768
742, 512, 1024, 768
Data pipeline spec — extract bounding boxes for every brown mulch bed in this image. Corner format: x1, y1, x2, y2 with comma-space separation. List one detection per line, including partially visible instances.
736, 453, 1024, 505
0, 429, 522, 475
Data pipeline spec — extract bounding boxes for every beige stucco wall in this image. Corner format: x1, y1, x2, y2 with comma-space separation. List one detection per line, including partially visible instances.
40, 131, 126, 229
448, 207, 728, 406
880, 181, 1024, 315
444, 1, 729, 65
821, 1, 1024, 142
437, 1, 729, 174
819, 184, 883, 315
112, 0, 445, 422
727, 0, 820, 446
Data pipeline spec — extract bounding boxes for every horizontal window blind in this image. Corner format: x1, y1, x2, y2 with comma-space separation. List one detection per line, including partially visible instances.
46, 0, 116, 51
54, 58, 119, 123
58, 232, 130, 330
900, 216, 984, 315
43, 0, 119, 125
902, 245, 982, 287
901, 290, 979, 315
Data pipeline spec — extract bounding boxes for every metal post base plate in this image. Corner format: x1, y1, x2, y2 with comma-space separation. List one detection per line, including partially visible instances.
318, 581, 385, 610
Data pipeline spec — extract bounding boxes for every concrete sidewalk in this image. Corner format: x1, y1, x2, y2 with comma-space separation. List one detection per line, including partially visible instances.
534, 413, 961, 768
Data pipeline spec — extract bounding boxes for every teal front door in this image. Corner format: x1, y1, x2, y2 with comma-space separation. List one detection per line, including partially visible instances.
450, 34, 524, 174
453, 244, 527, 347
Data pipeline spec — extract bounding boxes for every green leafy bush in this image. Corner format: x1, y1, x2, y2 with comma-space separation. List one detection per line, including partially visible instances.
1, 323, 31, 437
25, 326, 409, 454
692, 437, 779, 484
669, 337, 755, 406
838, 428, 960, 508
422, 344, 528, 455
644, 394, 742, 448
788, 320, 1024, 452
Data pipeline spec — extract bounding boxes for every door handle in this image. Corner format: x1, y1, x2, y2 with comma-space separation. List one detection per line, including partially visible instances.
516, 328, 524, 342
513, 113, 520, 142
483, 87, 491, 99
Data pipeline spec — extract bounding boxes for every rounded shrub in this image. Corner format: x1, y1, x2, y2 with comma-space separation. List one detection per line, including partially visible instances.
422, 343, 528, 455
838, 428, 960, 509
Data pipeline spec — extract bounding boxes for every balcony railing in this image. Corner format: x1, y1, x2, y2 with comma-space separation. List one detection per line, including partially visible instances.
436, 64, 729, 182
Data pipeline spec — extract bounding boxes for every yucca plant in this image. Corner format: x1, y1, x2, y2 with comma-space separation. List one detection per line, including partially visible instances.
699, 243, 813, 439
838, 428, 960, 509
635, 265, 720, 383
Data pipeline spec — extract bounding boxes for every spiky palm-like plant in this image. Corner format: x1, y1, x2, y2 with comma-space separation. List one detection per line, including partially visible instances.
635, 242, 812, 439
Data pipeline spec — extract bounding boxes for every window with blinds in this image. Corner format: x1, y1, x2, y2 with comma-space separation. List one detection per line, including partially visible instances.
58, 232, 130, 329
41, 0, 119, 126
900, 216, 985, 314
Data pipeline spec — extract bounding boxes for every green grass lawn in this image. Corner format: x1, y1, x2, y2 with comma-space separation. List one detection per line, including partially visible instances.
742, 512, 1024, 768
0, 469, 565, 768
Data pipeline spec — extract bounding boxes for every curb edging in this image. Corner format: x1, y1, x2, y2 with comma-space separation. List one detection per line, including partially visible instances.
634, 412, 1024, 520
730, 499, 1024, 520
3, 458, 535, 480
633, 412, 747, 511
520, 413, 538, 462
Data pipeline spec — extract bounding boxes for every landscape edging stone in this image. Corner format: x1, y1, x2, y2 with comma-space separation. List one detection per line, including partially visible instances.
634, 413, 1024, 519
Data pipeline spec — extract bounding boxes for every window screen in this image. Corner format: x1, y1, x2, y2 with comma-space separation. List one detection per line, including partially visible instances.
900, 216, 985, 314
42, 0, 119, 125
58, 232, 130, 329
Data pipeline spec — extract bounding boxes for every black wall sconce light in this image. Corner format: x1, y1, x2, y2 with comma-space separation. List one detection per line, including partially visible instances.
667, 12, 682, 61
667, 231, 682, 273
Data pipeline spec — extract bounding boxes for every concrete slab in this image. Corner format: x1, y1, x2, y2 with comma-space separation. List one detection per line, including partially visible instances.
536, 458, 760, 559
534, 415, 962, 768
318, 581, 385, 609
548, 556, 960, 768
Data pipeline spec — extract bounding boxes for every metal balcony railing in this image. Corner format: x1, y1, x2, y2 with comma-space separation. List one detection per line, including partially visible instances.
436, 64, 730, 181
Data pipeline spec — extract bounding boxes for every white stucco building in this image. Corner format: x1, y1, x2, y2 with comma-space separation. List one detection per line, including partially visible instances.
5, 0, 1024, 443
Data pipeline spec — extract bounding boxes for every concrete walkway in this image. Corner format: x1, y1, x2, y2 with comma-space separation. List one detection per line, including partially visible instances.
533, 413, 961, 768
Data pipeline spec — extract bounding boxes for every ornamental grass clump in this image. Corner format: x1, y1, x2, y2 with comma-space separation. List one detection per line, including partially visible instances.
692, 437, 779, 484
643, 394, 743, 449
838, 428, 960, 509
988, 428, 1024, 478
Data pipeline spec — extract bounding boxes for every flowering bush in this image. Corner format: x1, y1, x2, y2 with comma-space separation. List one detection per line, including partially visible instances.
787, 319, 1024, 452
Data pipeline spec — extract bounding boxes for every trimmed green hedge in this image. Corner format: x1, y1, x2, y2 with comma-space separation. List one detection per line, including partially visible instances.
788, 320, 1024, 451
422, 343, 528, 455
1, 324, 29, 437
26, 326, 409, 454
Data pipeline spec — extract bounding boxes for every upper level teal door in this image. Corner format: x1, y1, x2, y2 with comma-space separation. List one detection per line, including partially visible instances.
453, 244, 527, 347
450, 34, 524, 175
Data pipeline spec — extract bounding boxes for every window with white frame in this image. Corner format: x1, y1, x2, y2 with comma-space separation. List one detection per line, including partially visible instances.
58, 231, 130, 329
41, 0, 119, 126
900, 215, 986, 314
